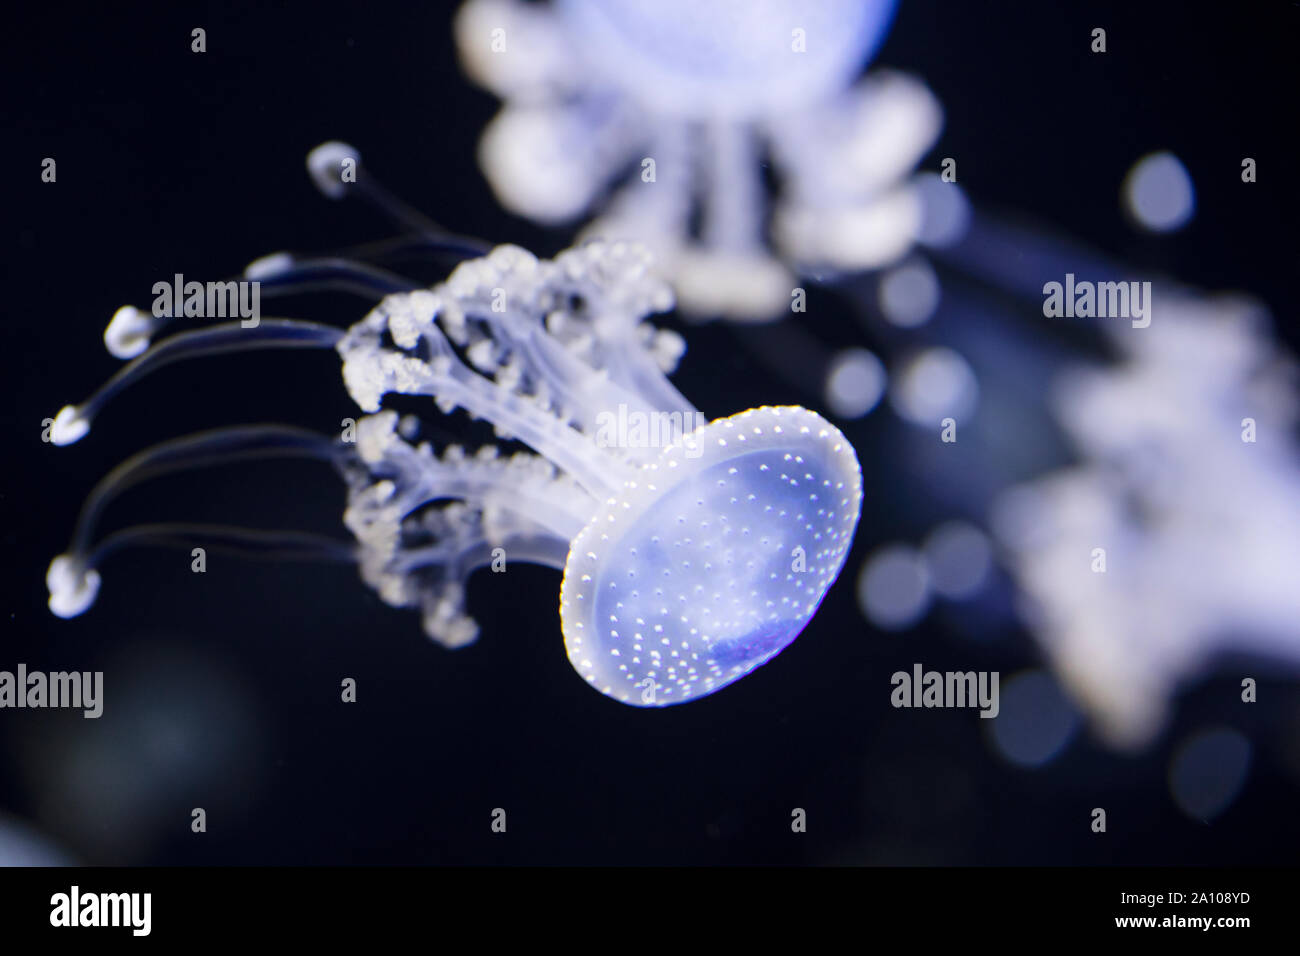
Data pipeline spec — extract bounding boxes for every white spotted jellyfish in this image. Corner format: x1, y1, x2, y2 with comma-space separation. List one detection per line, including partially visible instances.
44, 143, 863, 706
456, 0, 942, 320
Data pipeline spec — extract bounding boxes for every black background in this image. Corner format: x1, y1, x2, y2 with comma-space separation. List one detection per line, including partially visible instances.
3, 0, 1298, 865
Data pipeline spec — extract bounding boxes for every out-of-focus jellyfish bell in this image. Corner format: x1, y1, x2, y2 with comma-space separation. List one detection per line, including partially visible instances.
551, 0, 899, 119
45, 143, 864, 707
456, 0, 941, 320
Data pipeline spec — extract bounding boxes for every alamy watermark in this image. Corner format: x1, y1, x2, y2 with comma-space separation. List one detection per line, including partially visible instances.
594, 403, 707, 459
1042, 273, 1151, 328
153, 273, 260, 327
0, 664, 102, 718
890, 663, 999, 718
50, 886, 151, 936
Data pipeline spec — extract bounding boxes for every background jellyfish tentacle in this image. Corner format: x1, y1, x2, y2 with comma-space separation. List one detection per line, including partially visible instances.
44, 144, 865, 707
455, 0, 941, 322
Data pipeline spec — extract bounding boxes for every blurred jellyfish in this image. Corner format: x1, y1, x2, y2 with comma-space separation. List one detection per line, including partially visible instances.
44, 144, 864, 708
992, 290, 1300, 747
456, 0, 941, 320
1168, 727, 1252, 822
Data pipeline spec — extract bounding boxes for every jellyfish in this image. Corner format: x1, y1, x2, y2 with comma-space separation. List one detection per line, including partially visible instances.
44, 143, 864, 707
455, 0, 941, 320
990, 288, 1300, 747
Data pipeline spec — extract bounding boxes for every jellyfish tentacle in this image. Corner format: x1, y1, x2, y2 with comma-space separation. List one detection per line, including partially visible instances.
443, 240, 697, 432
100, 145, 493, 364
439, 250, 670, 434
51, 320, 345, 446
306, 141, 492, 257
702, 120, 765, 254
46, 523, 355, 621
545, 240, 697, 421
336, 240, 700, 495
309, 232, 495, 268
339, 303, 633, 500
348, 411, 594, 544
582, 122, 692, 245
413, 530, 573, 647
88, 524, 356, 566
342, 412, 590, 646
46, 424, 352, 619
397, 531, 571, 578
63, 424, 347, 558
244, 254, 423, 299
397, 526, 574, 648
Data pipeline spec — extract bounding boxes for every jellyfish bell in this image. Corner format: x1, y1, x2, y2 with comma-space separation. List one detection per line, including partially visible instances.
551, 0, 900, 120
561, 405, 862, 705
45, 144, 864, 707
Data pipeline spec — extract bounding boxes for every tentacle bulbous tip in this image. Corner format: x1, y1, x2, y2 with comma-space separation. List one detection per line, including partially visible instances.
49, 406, 90, 446
46, 554, 101, 619
104, 305, 152, 359
244, 251, 295, 280
307, 140, 361, 200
